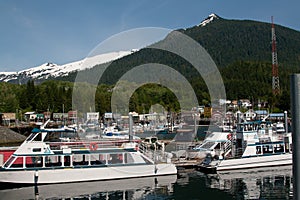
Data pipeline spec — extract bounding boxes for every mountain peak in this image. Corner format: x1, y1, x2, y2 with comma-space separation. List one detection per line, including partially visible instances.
199, 13, 219, 27
45, 62, 56, 67
0, 50, 134, 83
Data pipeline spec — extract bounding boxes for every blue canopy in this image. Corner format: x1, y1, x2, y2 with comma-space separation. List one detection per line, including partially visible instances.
31, 127, 41, 133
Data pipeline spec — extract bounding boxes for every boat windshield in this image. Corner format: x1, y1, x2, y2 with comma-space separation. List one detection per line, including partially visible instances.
26, 133, 36, 141
26, 133, 42, 142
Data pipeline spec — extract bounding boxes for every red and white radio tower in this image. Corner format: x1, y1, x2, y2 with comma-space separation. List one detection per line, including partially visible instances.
271, 16, 280, 95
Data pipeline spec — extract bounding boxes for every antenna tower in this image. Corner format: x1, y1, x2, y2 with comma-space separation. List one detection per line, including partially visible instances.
271, 16, 280, 95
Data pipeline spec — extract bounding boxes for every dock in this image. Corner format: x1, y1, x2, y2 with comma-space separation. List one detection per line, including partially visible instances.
173, 159, 202, 170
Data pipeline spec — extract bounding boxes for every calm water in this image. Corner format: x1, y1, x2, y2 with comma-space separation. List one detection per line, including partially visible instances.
0, 166, 293, 200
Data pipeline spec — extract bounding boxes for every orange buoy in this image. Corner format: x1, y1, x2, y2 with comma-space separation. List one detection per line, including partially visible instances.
227, 133, 232, 140
89, 143, 98, 151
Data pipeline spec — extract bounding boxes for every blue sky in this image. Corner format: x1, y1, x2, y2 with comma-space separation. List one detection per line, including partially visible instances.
1, 0, 300, 72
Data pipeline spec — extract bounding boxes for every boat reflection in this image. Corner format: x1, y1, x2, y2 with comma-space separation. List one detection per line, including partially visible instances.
204, 165, 293, 199
0, 175, 177, 200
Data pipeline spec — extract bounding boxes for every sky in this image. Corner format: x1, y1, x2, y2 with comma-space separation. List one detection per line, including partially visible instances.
0, 0, 300, 72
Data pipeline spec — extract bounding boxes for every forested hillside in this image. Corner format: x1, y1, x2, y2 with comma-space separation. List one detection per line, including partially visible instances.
57, 16, 300, 112
2, 16, 300, 115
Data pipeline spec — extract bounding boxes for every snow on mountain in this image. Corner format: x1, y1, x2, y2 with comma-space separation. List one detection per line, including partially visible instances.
199, 13, 219, 27
0, 50, 135, 83
0, 72, 18, 82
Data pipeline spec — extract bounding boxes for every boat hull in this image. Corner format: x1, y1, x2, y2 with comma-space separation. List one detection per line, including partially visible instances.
0, 163, 177, 184
217, 153, 292, 171
0, 175, 177, 199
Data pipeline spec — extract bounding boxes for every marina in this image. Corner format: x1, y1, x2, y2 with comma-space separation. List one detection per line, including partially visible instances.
0, 107, 296, 200
0, 92, 293, 199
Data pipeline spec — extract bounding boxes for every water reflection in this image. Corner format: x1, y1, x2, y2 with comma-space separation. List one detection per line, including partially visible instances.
204, 166, 293, 199
0, 166, 293, 199
0, 175, 176, 200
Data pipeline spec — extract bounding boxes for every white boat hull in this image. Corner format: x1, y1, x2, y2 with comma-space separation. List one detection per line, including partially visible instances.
217, 153, 292, 171
0, 163, 177, 184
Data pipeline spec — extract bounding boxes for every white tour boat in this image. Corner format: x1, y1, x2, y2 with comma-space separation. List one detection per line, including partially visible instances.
0, 124, 176, 185
198, 121, 292, 173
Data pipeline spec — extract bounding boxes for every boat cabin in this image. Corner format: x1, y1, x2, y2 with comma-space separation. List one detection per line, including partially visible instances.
1, 130, 152, 171
242, 136, 292, 158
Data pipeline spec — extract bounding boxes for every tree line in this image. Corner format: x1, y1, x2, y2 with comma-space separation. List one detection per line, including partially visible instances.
0, 62, 293, 118
0, 80, 182, 117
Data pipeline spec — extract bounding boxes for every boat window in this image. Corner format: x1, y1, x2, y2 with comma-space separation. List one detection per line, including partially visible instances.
5, 156, 24, 168
262, 145, 273, 154
44, 155, 61, 167
44, 132, 60, 142
248, 125, 253, 131
26, 133, 42, 141
89, 154, 105, 165
124, 153, 134, 164
3, 156, 16, 168
32, 148, 42, 152
200, 142, 215, 149
31, 156, 43, 167
73, 154, 87, 166
98, 154, 106, 164
256, 146, 262, 154
108, 153, 123, 164
273, 144, 284, 153
26, 133, 36, 141
64, 156, 71, 166
237, 124, 244, 132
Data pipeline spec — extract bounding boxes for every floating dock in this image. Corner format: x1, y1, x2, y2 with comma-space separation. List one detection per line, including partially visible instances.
173, 159, 202, 169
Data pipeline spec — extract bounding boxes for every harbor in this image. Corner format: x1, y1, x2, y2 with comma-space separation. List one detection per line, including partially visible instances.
0, 121, 294, 199
1, 3, 300, 199
0, 107, 293, 171
0, 102, 296, 199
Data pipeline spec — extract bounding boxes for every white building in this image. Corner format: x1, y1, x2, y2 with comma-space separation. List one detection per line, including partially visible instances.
86, 112, 99, 123
244, 109, 256, 121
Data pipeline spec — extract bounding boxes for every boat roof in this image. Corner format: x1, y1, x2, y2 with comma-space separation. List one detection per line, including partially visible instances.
255, 110, 268, 115
204, 132, 230, 142
248, 141, 285, 146
32, 127, 76, 133
269, 113, 284, 117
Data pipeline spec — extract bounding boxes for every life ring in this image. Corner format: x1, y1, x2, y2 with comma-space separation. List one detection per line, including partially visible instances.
89, 143, 98, 151
227, 133, 232, 140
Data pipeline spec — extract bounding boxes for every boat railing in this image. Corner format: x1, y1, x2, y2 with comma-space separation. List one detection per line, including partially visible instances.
139, 142, 171, 163
47, 139, 140, 151
223, 140, 232, 157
